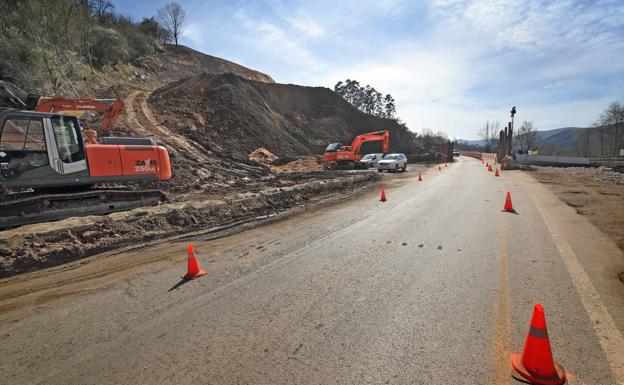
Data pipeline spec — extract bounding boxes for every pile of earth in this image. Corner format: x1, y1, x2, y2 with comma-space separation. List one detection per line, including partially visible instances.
249, 147, 324, 174
148, 73, 421, 160
249, 147, 279, 164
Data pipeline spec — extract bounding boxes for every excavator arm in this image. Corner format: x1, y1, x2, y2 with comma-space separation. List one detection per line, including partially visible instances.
33, 97, 124, 132
349, 130, 389, 155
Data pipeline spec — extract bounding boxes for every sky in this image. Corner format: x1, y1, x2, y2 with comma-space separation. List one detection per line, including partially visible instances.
112, 0, 624, 139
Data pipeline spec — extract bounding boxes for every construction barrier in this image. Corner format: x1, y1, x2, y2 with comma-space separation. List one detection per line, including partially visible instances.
458, 151, 481, 159
482, 152, 498, 162
458, 152, 498, 162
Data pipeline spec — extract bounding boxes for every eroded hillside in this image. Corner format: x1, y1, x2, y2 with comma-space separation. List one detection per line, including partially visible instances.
148, 73, 421, 159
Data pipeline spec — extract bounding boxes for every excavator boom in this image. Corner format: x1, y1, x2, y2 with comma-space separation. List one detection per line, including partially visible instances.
34, 97, 124, 132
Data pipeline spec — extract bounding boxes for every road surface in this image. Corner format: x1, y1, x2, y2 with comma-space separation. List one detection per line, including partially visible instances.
1, 157, 623, 385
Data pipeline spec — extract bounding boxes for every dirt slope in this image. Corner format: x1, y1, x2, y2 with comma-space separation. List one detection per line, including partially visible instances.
138, 45, 274, 84
148, 73, 420, 159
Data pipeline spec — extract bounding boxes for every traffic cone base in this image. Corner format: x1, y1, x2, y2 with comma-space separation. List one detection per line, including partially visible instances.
185, 268, 207, 280
184, 245, 207, 280
511, 352, 565, 385
380, 186, 387, 202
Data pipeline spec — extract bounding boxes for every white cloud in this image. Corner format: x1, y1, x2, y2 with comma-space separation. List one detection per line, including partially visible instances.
544, 81, 563, 89
181, 23, 206, 47
284, 15, 325, 38
234, 10, 326, 71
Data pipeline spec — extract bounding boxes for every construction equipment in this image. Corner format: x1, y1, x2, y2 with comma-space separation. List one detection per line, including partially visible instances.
0, 82, 172, 228
0, 108, 171, 228
323, 130, 389, 169
34, 96, 124, 134
0, 81, 123, 134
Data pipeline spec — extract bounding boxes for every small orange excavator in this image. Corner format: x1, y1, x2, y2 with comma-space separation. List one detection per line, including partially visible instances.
323, 130, 389, 169
0, 82, 171, 228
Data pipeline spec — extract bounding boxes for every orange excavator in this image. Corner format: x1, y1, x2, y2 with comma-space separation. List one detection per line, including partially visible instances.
323, 130, 389, 169
0, 81, 171, 228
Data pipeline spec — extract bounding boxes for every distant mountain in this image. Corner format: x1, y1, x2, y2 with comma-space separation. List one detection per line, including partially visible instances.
535, 127, 584, 151
457, 126, 585, 153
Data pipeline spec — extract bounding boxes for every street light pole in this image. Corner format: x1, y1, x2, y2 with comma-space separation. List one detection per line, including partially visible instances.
510, 106, 516, 132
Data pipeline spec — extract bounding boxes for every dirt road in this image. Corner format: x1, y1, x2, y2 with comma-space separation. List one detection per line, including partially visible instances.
1, 158, 623, 384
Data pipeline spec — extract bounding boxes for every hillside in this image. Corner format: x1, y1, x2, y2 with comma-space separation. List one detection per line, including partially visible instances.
148, 73, 420, 160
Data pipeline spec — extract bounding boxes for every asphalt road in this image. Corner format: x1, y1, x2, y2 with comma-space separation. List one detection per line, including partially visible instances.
1, 157, 623, 385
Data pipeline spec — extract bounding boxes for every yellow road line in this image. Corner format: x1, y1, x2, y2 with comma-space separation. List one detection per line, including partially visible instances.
487, 219, 511, 385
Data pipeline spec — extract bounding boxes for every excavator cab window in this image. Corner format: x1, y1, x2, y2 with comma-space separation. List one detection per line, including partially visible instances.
325, 143, 341, 152
51, 115, 85, 163
0, 116, 49, 175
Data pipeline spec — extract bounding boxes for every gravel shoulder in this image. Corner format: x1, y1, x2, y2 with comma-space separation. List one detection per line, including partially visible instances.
528, 166, 624, 253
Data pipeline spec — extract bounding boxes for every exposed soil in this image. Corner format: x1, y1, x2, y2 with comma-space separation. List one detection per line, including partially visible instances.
530, 166, 624, 251
148, 73, 422, 160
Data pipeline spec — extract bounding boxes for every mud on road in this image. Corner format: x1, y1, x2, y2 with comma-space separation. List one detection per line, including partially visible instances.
0, 171, 381, 278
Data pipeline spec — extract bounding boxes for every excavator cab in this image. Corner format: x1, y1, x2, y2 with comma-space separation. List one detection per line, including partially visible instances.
0, 111, 86, 182
0, 109, 170, 189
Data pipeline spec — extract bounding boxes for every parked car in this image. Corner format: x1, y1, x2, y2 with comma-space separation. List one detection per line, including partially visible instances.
378, 153, 407, 172
359, 153, 384, 168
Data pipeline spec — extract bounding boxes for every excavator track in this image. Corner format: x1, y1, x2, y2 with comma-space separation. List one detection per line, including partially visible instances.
0, 189, 167, 229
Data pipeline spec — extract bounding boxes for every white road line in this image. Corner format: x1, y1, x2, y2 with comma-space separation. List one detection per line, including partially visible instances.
532, 196, 624, 385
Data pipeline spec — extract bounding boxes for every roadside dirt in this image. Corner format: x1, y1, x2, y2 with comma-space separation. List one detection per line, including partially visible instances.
0, 171, 379, 277
530, 166, 624, 252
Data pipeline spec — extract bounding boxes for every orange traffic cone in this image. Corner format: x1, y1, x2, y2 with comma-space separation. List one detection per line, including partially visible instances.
488, 164, 493, 172
511, 304, 566, 385
495, 168, 500, 177
418, 173, 422, 181
438, 165, 442, 171
502, 192, 516, 213
445, 163, 448, 167
379, 186, 387, 202
481, 159, 484, 164
486, 161, 489, 167
184, 244, 207, 280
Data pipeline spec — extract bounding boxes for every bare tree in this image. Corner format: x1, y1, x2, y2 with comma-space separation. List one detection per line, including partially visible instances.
477, 121, 499, 152
514, 121, 538, 152
599, 101, 624, 156
157, 2, 185, 46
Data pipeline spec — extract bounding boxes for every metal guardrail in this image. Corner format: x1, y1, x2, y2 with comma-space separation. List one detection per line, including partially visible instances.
515, 154, 590, 165
514, 154, 624, 166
